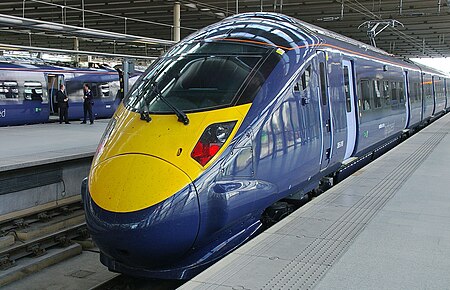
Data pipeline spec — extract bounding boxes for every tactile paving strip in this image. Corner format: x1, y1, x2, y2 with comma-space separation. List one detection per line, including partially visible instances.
262, 129, 448, 289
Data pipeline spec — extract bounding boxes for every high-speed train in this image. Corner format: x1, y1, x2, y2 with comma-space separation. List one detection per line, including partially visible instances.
82, 13, 450, 279
0, 59, 122, 126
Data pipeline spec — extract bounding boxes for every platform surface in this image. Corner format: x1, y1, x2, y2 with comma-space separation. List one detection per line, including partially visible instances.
181, 113, 450, 289
0, 120, 109, 172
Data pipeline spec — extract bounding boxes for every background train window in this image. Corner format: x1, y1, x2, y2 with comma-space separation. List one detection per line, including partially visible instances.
372, 80, 382, 108
66, 80, 83, 97
0, 81, 19, 99
99, 83, 110, 98
90, 83, 99, 98
24, 81, 43, 101
359, 79, 371, 111
382, 81, 391, 106
319, 62, 327, 105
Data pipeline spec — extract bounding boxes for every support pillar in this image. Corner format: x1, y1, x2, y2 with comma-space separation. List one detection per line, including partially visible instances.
123, 58, 130, 96
74, 37, 79, 65
173, 2, 181, 42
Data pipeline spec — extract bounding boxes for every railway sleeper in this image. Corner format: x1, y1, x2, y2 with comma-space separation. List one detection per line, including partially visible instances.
27, 244, 46, 257
0, 255, 14, 270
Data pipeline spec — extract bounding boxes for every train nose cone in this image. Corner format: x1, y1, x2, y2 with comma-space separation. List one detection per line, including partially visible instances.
85, 154, 199, 268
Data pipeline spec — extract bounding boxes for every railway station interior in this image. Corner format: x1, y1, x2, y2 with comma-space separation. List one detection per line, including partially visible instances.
1, 1, 450, 289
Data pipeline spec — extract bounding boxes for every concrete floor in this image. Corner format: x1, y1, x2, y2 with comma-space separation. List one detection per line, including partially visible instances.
2, 250, 116, 290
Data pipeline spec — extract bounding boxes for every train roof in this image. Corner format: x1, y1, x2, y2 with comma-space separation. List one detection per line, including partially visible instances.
181, 12, 449, 78
0, 56, 117, 73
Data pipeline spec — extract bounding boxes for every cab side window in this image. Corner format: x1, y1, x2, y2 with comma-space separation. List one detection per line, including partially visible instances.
293, 65, 311, 93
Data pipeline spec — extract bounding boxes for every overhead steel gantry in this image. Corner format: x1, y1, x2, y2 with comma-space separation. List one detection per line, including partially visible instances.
0, 1, 450, 57
358, 20, 404, 48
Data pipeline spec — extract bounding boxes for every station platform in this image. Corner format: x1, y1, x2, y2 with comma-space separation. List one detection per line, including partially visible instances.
181, 113, 450, 289
0, 120, 109, 172
0, 120, 109, 219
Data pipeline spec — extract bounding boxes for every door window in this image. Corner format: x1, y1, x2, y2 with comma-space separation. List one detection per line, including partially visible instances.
343, 67, 351, 112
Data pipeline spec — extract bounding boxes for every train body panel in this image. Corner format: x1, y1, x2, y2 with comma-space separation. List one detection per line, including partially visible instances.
0, 61, 121, 126
83, 12, 450, 279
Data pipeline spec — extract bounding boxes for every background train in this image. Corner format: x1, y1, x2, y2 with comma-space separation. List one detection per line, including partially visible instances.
82, 12, 450, 279
0, 58, 124, 126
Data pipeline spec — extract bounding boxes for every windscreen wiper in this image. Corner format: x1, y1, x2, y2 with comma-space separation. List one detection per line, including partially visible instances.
139, 80, 154, 123
151, 82, 189, 125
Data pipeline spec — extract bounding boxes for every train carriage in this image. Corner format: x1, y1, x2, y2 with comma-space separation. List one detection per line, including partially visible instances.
82, 13, 450, 279
0, 60, 121, 126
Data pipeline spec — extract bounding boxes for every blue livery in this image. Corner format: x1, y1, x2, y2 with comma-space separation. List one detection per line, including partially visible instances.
82, 12, 450, 279
0, 61, 122, 126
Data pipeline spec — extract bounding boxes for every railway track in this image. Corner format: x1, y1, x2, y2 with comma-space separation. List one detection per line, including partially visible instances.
0, 201, 88, 287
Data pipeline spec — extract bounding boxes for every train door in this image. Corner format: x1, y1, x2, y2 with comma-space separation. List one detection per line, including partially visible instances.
47, 74, 65, 114
316, 51, 333, 170
404, 70, 410, 129
342, 60, 357, 160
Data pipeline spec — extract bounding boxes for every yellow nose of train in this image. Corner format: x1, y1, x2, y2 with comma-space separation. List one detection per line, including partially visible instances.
88, 103, 250, 212
89, 153, 192, 212
84, 103, 250, 273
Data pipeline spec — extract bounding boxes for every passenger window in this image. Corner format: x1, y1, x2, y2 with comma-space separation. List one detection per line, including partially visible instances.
360, 79, 371, 111
382, 81, 391, 106
391, 82, 399, 105
65, 80, 83, 97
434, 77, 445, 100
423, 77, 432, 100
99, 83, 110, 97
24, 81, 43, 101
446, 79, 450, 98
398, 82, 405, 103
373, 80, 382, 108
90, 83, 98, 98
319, 62, 327, 105
0, 81, 19, 99
412, 81, 421, 103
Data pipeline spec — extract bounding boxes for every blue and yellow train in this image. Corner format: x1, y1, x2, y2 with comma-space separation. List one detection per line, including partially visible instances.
82, 13, 450, 279
0, 59, 122, 126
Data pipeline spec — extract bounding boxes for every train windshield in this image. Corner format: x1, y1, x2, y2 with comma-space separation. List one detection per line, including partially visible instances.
125, 41, 275, 113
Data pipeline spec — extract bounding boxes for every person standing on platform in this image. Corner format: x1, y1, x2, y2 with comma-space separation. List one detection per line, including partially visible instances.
56, 84, 70, 124
82, 84, 94, 124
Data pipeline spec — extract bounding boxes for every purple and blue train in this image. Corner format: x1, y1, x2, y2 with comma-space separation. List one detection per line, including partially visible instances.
0, 60, 122, 126
82, 13, 450, 279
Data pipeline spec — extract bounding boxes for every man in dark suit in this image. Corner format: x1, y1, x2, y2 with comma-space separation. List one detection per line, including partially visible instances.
56, 84, 70, 124
82, 84, 94, 124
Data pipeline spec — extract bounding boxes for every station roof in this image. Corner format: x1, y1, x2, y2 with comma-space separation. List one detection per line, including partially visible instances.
0, 0, 449, 58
